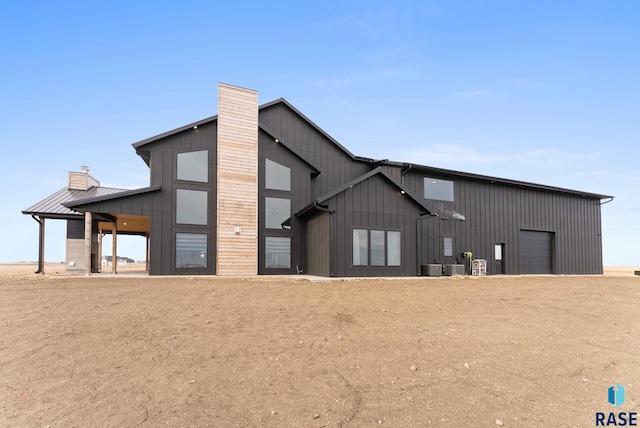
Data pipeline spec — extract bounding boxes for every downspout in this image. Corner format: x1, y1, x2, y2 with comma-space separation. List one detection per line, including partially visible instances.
416, 213, 436, 276
401, 164, 413, 186
31, 215, 45, 275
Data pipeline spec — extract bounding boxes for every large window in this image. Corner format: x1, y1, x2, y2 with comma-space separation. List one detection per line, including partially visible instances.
177, 150, 208, 182
424, 177, 454, 202
265, 197, 291, 229
265, 159, 291, 191
176, 189, 208, 225
265, 237, 291, 268
176, 233, 207, 269
352, 229, 401, 267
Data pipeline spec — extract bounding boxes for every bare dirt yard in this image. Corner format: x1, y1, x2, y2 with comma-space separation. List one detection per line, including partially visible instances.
1, 264, 639, 427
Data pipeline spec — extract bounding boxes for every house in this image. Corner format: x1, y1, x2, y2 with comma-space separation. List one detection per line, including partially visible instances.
23, 83, 613, 276
102, 255, 136, 266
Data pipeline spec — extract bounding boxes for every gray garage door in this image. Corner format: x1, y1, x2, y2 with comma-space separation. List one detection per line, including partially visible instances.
519, 230, 553, 274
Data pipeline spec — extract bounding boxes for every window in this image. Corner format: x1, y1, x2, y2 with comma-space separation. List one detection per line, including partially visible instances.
444, 237, 453, 257
265, 197, 290, 229
265, 237, 291, 268
265, 159, 291, 191
353, 229, 368, 266
370, 230, 386, 266
495, 244, 503, 261
177, 150, 208, 182
424, 177, 454, 202
387, 231, 401, 266
352, 229, 401, 267
176, 233, 207, 269
176, 189, 208, 225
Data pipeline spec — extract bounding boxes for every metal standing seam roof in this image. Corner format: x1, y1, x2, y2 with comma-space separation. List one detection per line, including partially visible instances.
22, 186, 131, 218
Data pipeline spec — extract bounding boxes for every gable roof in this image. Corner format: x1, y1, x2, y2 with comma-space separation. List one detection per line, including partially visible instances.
129, 96, 612, 201
296, 167, 433, 217
131, 98, 376, 162
22, 186, 130, 219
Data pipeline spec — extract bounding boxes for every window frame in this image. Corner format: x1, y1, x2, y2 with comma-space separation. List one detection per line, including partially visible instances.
265, 236, 291, 269
176, 149, 209, 183
352, 228, 402, 268
444, 236, 454, 257
265, 197, 291, 230
265, 158, 291, 191
175, 188, 208, 226
424, 177, 454, 202
175, 232, 208, 269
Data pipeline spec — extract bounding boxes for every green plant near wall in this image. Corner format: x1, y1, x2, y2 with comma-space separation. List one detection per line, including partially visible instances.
463, 251, 473, 274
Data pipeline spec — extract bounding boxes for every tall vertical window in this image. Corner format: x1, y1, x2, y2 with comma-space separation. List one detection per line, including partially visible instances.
265, 197, 291, 229
444, 237, 454, 257
176, 189, 208, 225
175, 233, 207, 269
387, 231, 402, 266
177, 150, 208, 182
265, 159, 291, 191
353, 229, 369, 266
265, 237, 291, 268
352, 229, 401, 267
424, 177, 454, 201
370, 230, 386, 266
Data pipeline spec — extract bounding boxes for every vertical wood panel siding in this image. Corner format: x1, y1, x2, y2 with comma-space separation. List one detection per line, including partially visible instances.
217, 84, 258, 275
306, 212, 330, 276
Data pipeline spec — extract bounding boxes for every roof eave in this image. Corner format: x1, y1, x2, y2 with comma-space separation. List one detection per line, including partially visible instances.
63, 185, 162, 210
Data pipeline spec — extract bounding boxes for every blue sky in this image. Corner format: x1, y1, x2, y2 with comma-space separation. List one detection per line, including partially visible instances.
1, 1, 638, 265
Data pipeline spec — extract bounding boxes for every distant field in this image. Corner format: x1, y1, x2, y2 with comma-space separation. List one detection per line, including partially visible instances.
1, 262, 638, 277
1, 264, 639, 426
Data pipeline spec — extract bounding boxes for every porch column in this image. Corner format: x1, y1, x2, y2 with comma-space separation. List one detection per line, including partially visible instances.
84, 212, 92, 276
97, 230, 103, 273
112, 221, 118, 275
145, 233, 150, 272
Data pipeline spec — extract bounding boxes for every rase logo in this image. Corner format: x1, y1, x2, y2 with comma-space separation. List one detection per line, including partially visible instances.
596, 384, 637, 426
609, 384, 626, 407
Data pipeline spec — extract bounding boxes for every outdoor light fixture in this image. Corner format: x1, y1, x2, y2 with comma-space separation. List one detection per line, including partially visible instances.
400, 190, 406, 194
275, 139, 279, 143
193, 125, 198, 130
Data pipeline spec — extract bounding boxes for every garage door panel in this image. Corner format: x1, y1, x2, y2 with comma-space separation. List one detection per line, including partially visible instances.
520, 230, 553, 274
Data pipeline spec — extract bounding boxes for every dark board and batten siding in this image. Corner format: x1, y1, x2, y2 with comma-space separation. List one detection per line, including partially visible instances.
323, 173, 423, 277
259, 103, 371, 198
258, 130, 316, 275
145, 121, 218, 275
399, 168, 604, 275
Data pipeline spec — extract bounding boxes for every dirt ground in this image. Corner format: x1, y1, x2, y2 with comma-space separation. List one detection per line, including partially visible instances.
1, 264, 639, 427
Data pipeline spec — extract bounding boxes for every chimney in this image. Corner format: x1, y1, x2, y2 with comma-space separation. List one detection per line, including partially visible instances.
216, 83, 259, 275
68, 166, 100, 190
